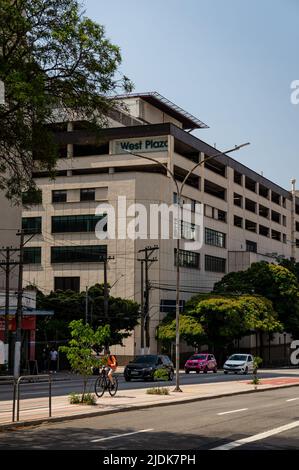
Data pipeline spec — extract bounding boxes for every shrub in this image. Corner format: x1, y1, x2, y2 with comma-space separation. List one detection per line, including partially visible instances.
69, 392, 97, 405
146, 387, 169, 395
153, 368, 169, 382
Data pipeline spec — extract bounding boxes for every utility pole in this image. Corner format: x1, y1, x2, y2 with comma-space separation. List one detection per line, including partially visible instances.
4, 247, 10, 369
0, 246, 19, 370
102, 255, 114, 351
140, 260, 144, 354
14, 230, 24, 378
291, 178, 296, 261
103, 256, 115, 323
85, 286, 88, 324
138, 246, 159, 354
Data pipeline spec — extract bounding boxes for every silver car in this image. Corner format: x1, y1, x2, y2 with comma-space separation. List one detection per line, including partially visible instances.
223, 354, 255, 375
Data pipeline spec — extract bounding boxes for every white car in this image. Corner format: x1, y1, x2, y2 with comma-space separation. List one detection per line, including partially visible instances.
223, 354, 255, 375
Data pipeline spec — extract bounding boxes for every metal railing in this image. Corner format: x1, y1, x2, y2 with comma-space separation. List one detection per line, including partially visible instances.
0, 375, 16, 422
16, 374, 52, 422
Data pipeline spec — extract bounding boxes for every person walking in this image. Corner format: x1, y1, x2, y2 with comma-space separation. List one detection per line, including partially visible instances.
49, 347, 58, 374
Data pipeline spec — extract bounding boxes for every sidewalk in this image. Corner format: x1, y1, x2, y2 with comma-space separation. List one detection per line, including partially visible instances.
1, 376, 299, 430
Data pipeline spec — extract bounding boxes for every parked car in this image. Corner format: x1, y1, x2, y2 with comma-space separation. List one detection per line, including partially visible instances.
124, 354, 174, 381
184, 353, 217, 374
223, 354, 254, 375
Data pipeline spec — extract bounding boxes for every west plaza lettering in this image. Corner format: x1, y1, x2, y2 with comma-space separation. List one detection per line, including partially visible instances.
120, 139, 167, 151
115, 138, 168, 153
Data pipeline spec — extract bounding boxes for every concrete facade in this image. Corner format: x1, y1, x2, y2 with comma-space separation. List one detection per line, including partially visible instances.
20, 93, 299, 359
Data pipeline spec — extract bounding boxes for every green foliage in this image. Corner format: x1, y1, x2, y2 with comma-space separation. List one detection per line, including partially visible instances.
214, 261, 299, 336
253, 356, 263, 374
146, 387, 169, 395
189, 295, 281, 347
35, 283, 140, 346
60, 319, 110, 400
69, 392, 96, 405
158, 293, 281, 356
251, 376, 260, 385
0, 0, 133, 201
157, 315, 204, 347
153, 368, 169, 382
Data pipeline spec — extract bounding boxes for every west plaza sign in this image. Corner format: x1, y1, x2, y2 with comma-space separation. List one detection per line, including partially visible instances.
112, 136, 168, 154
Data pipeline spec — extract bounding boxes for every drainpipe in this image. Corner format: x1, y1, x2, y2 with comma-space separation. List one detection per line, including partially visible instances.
291, 178, 296, 261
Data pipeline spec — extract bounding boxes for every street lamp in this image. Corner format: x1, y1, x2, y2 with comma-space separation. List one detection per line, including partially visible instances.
125, 142, 250, 391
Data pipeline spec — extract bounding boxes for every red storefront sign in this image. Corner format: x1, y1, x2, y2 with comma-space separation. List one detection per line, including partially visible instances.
0, 315, 36, 335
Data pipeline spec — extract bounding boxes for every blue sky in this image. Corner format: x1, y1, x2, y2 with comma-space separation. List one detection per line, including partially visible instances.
85, 0, 299, 190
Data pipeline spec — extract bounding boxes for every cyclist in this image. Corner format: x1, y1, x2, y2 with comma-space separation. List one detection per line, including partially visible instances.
105, 349, 118, 388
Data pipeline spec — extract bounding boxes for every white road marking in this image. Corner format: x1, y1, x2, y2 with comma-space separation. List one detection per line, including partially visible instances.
212, 420, 299, 450
286, 398, 299, 402
91, 428, 154, 443
217, 408, 248, 416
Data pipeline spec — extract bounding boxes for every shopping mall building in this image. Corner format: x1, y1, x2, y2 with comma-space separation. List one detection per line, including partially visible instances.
20, 92, 299, 362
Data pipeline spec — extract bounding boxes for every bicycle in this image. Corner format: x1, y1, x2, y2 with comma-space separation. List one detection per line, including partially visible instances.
94, 366, 118, 397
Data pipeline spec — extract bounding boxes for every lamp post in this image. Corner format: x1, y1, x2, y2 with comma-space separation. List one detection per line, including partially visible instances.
125, 142, 250, 391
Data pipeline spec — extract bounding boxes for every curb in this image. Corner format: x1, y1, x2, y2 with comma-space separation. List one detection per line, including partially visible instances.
1, 381, 299, 432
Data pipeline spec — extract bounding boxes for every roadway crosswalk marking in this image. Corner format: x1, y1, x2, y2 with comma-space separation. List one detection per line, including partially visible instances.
212, 420, 299, 450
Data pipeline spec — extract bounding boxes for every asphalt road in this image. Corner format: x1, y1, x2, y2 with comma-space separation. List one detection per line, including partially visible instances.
1, 369, 299, 401
0, 386, 299, 450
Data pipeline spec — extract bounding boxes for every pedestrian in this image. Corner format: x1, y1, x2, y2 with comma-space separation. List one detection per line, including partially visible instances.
49, 346, 58, 374
41, 347, 49, 373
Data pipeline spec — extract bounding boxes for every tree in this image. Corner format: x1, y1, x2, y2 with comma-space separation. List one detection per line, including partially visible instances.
35, 283, 140, 346
214, 261, 299, 336
0, 0, 132, 201
59, 319, 110, 402
157, 315, 204, 349
157, 294, 280, 363
186, 295, 281, 360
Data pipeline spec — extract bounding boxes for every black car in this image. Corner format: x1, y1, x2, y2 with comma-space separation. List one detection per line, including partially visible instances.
124, 354, 174, 381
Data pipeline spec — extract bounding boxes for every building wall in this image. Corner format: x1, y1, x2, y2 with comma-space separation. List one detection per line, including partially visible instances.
20, 96, 299, 358
0, 191, 22, 290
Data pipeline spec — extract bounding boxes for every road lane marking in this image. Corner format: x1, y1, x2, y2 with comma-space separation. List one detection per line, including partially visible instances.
286, 398, 299, 402
212, 420, 299, 450
217, 408, 248, 416
91, 428, 154, 443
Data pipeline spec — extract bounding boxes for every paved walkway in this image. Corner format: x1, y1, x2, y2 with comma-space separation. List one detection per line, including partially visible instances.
1, 376, 299, 429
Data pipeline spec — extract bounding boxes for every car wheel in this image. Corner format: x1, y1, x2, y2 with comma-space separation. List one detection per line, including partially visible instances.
224, 371, 228, 374
185, 369, 189, 374
125, 376, 131, 382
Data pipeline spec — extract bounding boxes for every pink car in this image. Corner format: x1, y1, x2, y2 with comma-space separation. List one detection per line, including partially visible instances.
184, 353, 217, 374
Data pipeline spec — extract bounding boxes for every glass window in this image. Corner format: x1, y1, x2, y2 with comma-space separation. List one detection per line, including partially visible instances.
205, 255, 226, 273
23, 247, 41, 264
80, 188, 95, 201
246, 240, 257, 253
174, 249, 200, 269
22, 217, 42, 234
51, 214, 107, 233
54, 277, 80, 292
205, 228, 226, 248
51, 245, 107, 263
52, 190, 67, 203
